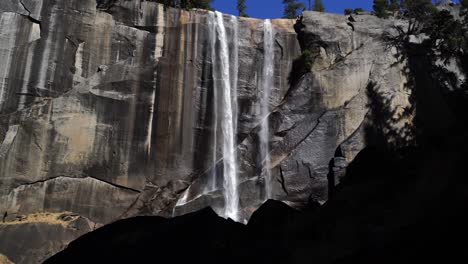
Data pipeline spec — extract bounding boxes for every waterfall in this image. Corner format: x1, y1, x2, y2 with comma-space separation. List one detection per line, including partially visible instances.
260, 19, 275, 199
208, 11, 218, 192
214, 11, 239, 221
229, 14, 239, 218
230, 16, 239, 143
174, 12, 240, 221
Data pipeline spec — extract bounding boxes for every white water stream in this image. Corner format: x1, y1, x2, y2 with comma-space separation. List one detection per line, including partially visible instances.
260, 19, 275, 199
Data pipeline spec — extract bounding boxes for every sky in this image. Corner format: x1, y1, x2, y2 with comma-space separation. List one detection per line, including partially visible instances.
212, 0, 375, 18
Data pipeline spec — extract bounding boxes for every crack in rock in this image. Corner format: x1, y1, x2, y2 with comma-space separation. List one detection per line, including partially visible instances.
18, 0, 41, 25
277, 165, 289, 195
10, 176, 141, 194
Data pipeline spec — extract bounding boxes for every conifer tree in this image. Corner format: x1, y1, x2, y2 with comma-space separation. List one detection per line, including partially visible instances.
313, 0, 325, 12
237, 0, 248, 17
373, 0, 389, 18
181, 0, 213, 10
400, 0, 436, 34
283, 0, 306, 19
389, 0, 400, 13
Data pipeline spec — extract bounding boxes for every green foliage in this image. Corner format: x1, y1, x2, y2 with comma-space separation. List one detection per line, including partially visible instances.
181, 0, 214, 10
313, 0, 325, 12
301, 49, 313, 70
155, 0, 213, 10
401, 0, 436, 34
345, 7, 366, 15
385, 2, 467, 67
373, 0, 389, 18
428, 10, 467, 62
282, 0, 306, 19
381, 3, 468, 149
289, 49, 313, 86
354, 8, 365, 13
389, 0, 400, 12
237, 0, 248, 17
400, 0, 435, 19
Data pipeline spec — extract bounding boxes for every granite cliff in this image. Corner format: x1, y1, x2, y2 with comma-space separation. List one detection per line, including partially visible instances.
1, 0, 457, 262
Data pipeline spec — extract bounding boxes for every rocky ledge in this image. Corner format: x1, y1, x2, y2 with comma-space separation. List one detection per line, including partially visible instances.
1, 0, 458, 262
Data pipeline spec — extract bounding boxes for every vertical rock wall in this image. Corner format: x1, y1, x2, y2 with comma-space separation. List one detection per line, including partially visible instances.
0, 0, 300, 227
0, 1, 415, 262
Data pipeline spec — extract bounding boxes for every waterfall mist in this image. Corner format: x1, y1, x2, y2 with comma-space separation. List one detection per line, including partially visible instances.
260, 19, 275, 200
214, 12, 239, 221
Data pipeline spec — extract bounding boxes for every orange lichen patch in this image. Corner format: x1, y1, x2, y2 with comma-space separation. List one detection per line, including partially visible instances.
0, 254, 14, 264
54, 113, 97, 164
240, 17, 263, 31
0, 212, 79, 227
271, 19, 296, 32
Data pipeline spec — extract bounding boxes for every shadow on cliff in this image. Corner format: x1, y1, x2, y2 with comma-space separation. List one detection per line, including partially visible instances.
45, 144, 468, 264
45, 8, 468, 264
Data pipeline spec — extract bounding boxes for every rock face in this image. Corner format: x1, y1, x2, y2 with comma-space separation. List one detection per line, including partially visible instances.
45, 143, 468, 264
0, 0, 415, 262
0, 212, 95, 263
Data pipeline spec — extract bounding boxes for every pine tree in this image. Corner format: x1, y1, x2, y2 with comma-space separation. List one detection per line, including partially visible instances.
400, 0, 436, 34
283, 0, 306, 19
237, 0, 248, 17
400, 0, 435, 19
313, 0, 325, 12
373, 0, 389, 18
354, 7, 365, 13
389, 0, 400, 13
181, 0, 213, 10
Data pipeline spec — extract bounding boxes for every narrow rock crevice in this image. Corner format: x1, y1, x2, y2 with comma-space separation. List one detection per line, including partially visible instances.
275, 39, 284, 59
10, 176, 141, 194
338, 117, 366, 148
277, 165, 288, 195
18, 0, 41, 28
289, 110, 327, 155
269, 110, 327, 169
303, 161, 314, 179
321, 41, 367, 72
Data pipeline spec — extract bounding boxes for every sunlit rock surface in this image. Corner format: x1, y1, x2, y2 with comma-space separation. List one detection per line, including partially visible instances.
0, 1, 413, 262
0, 212, 95, 263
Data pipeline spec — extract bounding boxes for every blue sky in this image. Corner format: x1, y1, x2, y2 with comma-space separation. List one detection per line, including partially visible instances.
212, 0, 375, 18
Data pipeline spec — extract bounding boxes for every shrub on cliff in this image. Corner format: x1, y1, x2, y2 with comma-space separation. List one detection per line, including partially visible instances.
312, 0, 325, 12
373, 0, 389, 18
237, 0, 249, 17
155, 0, 213, 10
289, 49, 313, 86
283, 0, 306, 19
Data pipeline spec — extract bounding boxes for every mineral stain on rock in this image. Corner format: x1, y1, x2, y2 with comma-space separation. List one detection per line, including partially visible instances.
0, 0, 445, 262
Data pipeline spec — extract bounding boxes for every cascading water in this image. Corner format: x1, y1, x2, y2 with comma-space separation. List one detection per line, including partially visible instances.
174, 12, 241, 221
260, 19, 275, 200
214, 11, 239, 221
230, 16, 239, 143
208, 11, 218, 192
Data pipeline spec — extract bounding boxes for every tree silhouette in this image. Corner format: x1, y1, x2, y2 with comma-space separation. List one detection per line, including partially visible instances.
237, 0, 248, 17
389, 0, 400, 13
283, 0, 306, 19
313, 0, 325, 12
373, 0, 389, 18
